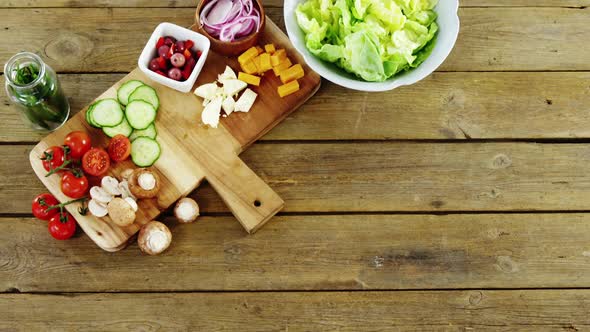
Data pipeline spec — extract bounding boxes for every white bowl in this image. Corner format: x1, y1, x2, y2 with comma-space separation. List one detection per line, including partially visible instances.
284, 1, 460, 92
138, 22, 210, 93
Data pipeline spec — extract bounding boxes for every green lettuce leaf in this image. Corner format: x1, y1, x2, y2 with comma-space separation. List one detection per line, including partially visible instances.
295, 0, 439, 82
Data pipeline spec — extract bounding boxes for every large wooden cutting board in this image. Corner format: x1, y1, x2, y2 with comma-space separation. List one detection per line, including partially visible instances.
29, 18, 321, 252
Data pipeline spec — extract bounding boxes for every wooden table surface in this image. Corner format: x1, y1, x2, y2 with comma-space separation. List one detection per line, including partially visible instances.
2, 1, 590, 330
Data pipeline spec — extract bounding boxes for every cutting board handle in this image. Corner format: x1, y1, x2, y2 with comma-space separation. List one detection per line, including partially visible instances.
206, 156, 284, 233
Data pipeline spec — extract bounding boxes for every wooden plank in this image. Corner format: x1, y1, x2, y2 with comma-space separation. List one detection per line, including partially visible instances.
0, 0, 586, 8
2, 214, 590, 292
4, 72, 590, 142
0, 8, 588, 73
7, 142, 590, 214
2, 290, 590, 330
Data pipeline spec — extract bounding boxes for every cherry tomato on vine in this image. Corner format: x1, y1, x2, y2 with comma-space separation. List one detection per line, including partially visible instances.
61, 170, 89, 199
48, 212, 77, 240
40, 146, 66, 172
64, 131, 91, 159
31, 193, 59, 221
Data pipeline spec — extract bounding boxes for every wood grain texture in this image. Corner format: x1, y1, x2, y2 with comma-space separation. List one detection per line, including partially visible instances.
3, 214, 590, 292
0, 0, 586, 7
4, 72, 590, 142
0, 8, 588, 73
8, 142, 590, 214
2, 290, 590, 331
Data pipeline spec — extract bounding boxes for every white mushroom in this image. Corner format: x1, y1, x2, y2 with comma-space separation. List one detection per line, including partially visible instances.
138, 221, 172, 255
90, 186, 113, 204
138, 172, 156, 191
118, 180, 136, 200
174, 197, 200, 223
101, 176, 121, 196
124, 197, 138, 212
88, 199, 108, 217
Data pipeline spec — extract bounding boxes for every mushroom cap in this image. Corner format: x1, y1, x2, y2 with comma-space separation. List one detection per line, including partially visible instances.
129, 169, 161, 199
174, 197, 200, 223
138, 221, 172, 255
107, 197, 136, 227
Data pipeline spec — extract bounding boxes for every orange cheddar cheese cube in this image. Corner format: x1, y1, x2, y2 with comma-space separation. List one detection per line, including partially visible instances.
258, 53, 272, 73
238, 47, 259, 65
264, 44, 276, 53
252, 55, 262, 73
255, 46, 264, 54
238, 72, 261, 86
241, 60, 257, 75
278, 80, 300, 98
279, 64, 304, 84
270, 49, 287, 66
272, 57, 292, 76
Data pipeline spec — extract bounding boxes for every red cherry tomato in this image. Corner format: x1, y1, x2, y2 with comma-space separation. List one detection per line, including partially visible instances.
82, 148, 110, 177
61, 171, 89, 199
40, 146, 66, 172
32, 193, 59, 221
64, 131, 91, 159
108, 135, 131, 162
48, 212, 77, 240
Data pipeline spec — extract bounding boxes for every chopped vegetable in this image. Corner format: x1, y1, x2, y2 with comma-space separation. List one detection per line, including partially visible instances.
200, 0, 261, 42
278, 80, 300, 97
238, 72, 261, 86
279, 64, 304, 84
295, 0, 438, 81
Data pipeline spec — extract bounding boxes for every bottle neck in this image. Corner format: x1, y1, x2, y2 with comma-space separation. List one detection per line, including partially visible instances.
4, 52, 47, 90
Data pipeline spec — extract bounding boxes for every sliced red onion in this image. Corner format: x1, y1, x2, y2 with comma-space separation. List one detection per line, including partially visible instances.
200, 0, 261, 42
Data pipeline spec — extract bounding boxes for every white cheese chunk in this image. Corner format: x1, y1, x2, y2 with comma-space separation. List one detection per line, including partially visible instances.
222, 79, 247, 97
201, 95, 223, 128
218, 65, 237, 81
194, 83, 218, 100
234, 88, 257, 113
222, 95, 236, 115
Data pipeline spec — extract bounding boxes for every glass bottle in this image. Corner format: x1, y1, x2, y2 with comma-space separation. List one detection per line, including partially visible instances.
4, 52, 70, 131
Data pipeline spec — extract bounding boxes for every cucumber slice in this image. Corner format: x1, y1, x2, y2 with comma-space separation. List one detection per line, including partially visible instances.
129, 123, 157, 141
128, 85, 159, 110
125, 100, 157, 130
117, 80, 145, 106
131, 137, 161, 167
91, 99, 124, 127
103, 117, 133, 137
85, 104, 101, 128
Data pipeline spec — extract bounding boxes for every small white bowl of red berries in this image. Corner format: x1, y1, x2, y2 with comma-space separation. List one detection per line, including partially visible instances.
138, 22, 210, 93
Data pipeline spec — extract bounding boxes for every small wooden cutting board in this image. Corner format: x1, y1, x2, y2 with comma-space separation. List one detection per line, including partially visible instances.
29, 18, 321, 251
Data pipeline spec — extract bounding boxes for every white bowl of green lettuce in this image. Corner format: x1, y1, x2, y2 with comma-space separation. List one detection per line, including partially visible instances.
284, 0, 459, 91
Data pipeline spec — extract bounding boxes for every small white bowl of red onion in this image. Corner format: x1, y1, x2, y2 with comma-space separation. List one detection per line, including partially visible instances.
138, 22, 210, 93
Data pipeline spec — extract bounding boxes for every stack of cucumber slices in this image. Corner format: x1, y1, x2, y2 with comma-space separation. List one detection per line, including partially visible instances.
86, 80, 161, 167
